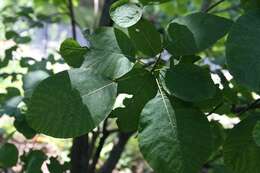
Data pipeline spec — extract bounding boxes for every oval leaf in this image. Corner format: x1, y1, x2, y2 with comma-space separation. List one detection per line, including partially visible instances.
223, 115, 260, 173
60, 38, 88, 68
128, 19, 162, 57
165, 12, 233, 56
110, 1, 143, 28
114, 67, 157, 132
165, 64, 216, 102
83, 27, 133, 79
26, 69, 117, 138
226, 11, 260, 92
0, 143, 19, 168
138, 81, 213, 173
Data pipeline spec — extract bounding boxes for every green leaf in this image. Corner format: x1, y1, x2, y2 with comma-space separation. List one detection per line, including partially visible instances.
165, 64, 216, 102
110, 0, 143, 28
22, 70, 50, 98
114, 28, 136, 58
60, 38, 88, 68
128, 19, 162, 57
83, 27, 133, 79
5, 30, 19, 40
165, 12, 233, 56
26, 69, 117, 138
14, 114, 36, 139
223, 115, 260, 173
22, 150, 47, 173
47, 157, 69, 173
241, 0, 260, 11
138, 80, 213, 173
226, 11, 260, 92
0, 143, 19, 168
253, 121, 260, 146
14, 36, 31, 44
114, 67, 157, 132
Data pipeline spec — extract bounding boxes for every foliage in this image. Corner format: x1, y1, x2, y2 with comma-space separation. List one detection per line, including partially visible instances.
1, 0, 260, 173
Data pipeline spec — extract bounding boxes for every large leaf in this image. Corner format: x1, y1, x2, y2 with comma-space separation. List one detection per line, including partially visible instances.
83, 27, 133, 79
110, 0, 143, 28
0, 143, 19, 168
165, 12, 233, 56
26, 69, 117, 138
60, 38, 88, 68
224, 115, 260, 173
165, 64, 216, 102
113, 67, 157, 132
226, 11, 260, 92
128, 19, 162, 57
22, 70, 49, 98
138, 79, 213, 173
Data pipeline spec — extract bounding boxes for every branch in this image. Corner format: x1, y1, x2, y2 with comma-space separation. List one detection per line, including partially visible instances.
206, 102, 224, 116
231, 99, 260, 115
204, 0, 225, 12
70, 134, 89, 173
201, 0, 213, 12
67, 0, 77, 40
98, 132, 134, 173
89, 119, 110, 173
212, 4, 240, 13
99, 0, 116, 26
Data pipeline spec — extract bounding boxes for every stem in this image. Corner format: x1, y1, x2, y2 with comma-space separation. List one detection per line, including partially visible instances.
98, 132, 134, 173
89, 119, 110, 173
99, 0, 116, 26
206, 102, 223, 116
205, 0, 226, 12
201, 0, 212, 12
68, 0, 77, 40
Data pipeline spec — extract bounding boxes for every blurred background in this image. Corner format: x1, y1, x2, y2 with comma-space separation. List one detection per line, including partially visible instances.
0, 0, 246, 172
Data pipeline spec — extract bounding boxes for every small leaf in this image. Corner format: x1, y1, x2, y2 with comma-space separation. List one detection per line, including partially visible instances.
138, 84, 213, 173
165, 64, 216, 102
226, 11, 260, 92
128, 19, 162, 57
5, 30, 19, 40
60, 38, 88, 68
165, 12, 233, 56
223, 115, 260, 173
14, 114, 36, 139
110, 0, 143, 28
0, 143, 19, 168
26, 69, 117, 138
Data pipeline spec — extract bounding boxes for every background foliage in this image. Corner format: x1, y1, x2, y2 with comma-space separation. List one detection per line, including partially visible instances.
1, 0, 260, 173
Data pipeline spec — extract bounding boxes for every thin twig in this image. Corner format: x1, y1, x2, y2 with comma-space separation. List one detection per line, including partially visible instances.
232, 99, 260, 116
212, 4, 240, 13
67, 0, 77, 40
206, 102, 224, 116
89, 119, 110, 173
204, 0, 225, 12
